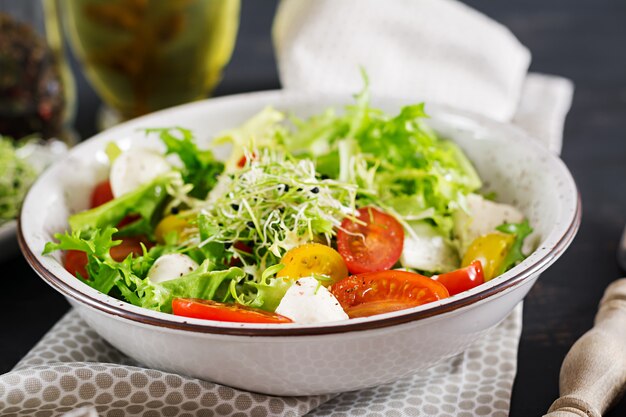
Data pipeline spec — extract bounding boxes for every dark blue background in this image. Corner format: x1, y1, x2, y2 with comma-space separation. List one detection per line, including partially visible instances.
3, 1, 626, 416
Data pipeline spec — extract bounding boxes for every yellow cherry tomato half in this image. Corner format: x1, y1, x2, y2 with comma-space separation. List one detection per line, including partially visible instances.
277, 243, 349, 286
461, 233, 515, 281
155, 214, 192, 244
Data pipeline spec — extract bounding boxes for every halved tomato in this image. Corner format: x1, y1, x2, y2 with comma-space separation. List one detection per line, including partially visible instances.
337, 207, 404, 274
90, 180, 114, 208
155, 214, 191, 244
172, 298, 293, 324
276, 243, 348, 285
64, 250, 88, 279
330, 270, 449, 318
109, 236, 152, 262
462, 233, 514, 281
432, 261, 484, 296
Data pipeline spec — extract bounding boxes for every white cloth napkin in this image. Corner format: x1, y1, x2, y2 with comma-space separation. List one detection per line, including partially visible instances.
1, 1, 573, 416
273, 0, 573, 153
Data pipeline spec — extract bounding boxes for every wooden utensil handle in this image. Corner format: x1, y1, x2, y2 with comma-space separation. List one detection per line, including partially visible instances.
544, 279, 626, 417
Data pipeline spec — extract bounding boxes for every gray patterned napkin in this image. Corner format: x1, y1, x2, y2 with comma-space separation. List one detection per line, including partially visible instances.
0, 305, 521, 417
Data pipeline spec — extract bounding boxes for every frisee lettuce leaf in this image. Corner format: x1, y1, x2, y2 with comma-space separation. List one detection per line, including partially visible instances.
145, 127, 223, 199
280, 81, 481, 239
0, 137, 36, 224
43, 226, 246, 312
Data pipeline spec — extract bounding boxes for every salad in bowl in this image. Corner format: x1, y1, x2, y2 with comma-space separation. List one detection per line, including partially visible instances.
44, 87, 533, 325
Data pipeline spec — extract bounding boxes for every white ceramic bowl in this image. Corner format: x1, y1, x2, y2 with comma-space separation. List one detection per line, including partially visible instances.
19, 91, 580, 396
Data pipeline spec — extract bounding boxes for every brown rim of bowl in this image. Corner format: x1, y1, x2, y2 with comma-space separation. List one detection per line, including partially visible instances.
18, 192, 581, 337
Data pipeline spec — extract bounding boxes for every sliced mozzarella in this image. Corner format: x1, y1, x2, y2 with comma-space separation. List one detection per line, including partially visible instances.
147, 254, 199, 284
400, 221, 459, 273
275, 277, 348, 324
454, 193, 525, 251
110, 148, 171, 197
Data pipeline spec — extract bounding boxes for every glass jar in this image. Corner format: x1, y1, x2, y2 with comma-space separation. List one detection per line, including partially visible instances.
0, 0, 76, 142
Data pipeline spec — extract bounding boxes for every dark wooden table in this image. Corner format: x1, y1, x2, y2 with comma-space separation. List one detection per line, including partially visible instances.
3, 1, 626, 416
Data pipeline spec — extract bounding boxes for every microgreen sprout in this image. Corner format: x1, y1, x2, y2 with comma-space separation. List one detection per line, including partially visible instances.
197, 148, 358, 262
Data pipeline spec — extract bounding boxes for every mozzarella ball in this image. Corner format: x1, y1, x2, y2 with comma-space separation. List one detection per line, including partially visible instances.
275, 277, 348, 324
148, 254, 199, 284
110, 148, 171, 197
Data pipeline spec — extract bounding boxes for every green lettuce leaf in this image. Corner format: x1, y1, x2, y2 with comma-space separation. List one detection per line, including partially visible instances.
145, 127, 224, 199
68, 174, 173, 236
44, 227, 245, 312
147, 262, 246, 313
496, 220, 533, 274
280, 76, 481, 240
44, 227, 124, 294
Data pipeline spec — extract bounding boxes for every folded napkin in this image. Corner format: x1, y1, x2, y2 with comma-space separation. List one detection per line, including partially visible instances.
1, 0, 573, 416
273, 0, 573, 153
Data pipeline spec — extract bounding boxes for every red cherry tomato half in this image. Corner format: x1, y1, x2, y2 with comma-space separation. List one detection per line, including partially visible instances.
64, 250, 88, 279
330, 270, 449, 318
109, 236, 152, 262
172, 298, 293, 324
90, 180, 114, 208
337, 207, 404, 274
432, 261, 485, 296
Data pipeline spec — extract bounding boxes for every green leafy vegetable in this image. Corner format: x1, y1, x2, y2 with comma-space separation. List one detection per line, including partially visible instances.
0, 137, 36, 224
496, 220, 534, 274
44, 226, 244, 312
145, 127, 224, 199
149, 263, 246, 313
68, 174, 175, 236
281, 79, 481, 239
44, 227, 125, 294
233, 263, 291, 312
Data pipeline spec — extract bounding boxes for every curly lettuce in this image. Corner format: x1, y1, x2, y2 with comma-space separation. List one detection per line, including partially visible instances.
281, 83, 481, 239
0, 137, 36, 224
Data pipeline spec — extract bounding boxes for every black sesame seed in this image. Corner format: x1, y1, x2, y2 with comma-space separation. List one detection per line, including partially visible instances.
224, 242, 232, 249
246, 221, 255, 228
281, 184, 290, 192
297, 187, 303, 192
170, 207, 180, 215
310, 187, 319, 194
321, 174, 330, 180
278, 207, 285, 213
231, 203, 239, 210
